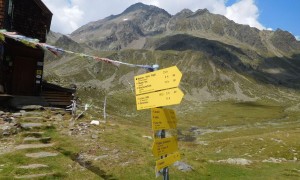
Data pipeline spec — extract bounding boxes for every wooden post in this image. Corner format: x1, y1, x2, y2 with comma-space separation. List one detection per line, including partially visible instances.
103, 96, 107, 121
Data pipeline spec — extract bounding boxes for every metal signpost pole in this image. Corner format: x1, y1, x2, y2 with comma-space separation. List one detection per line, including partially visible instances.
151, 65, 169, 180
160, 129, 169, 180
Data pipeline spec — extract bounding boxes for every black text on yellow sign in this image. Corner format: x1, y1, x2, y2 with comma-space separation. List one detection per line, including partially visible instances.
152, 136, 178, 157
134, 66, 182, 95
155, 151, 181, 173
136, 87, 184, 110
151, 108, 177, 131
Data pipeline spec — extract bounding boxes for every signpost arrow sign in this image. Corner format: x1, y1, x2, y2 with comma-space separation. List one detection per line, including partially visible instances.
134, 66, 182, 95
136, 88, 184, 110
152, 136, 178, 157
155, 152, 181, 173
152, 108, 177, 131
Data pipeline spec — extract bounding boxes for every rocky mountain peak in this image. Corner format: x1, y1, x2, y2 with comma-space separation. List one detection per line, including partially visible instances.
189, 8, 210, 17
122, 2, 150, 14
121, 2, 170, 16
174, 9, 193, 17
269, 29, 300, 53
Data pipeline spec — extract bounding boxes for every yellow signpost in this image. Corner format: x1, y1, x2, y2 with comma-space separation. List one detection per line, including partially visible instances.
136, 88, 184, 110
152, 108, 177, 131
152, 136, 178, 157
134, 66, 182, 95
134, 66, 183, 179
155, 152, 181, 173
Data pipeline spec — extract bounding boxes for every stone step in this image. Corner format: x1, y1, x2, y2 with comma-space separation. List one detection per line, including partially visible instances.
21, 111, 44, 117
23, 137, 51, 143
22, 132, 44, 138
22, 117, 45, 122
15, 143, 54, 150
25, 152, 58, 158
21, 123, 43, 129
14, 173, 54, 179
18, 164, 49, 169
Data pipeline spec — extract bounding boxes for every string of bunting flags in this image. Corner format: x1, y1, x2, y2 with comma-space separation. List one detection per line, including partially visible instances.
0, 30, 155, 71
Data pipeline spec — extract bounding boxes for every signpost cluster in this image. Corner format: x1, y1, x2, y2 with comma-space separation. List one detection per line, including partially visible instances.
134, 66, 184, 179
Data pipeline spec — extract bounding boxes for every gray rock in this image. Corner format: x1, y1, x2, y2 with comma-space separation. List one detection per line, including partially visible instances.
12, 113, 22, 117
26, 152, 58, 158
15, 143, 54, 150
21, 123, 43, 129
1, 125, 12, 136
94, 155, 108, 160
18, 105, 43, 110
14, 173, 54, 179
22, 112, 43, 117
22, 117, 44, 121
23, 137, 42, 141
3, 117, 13, 123
18, 164, 49, 169
23, 137, 51, 143
0, 111, 5, 115
2, 131, 10, 136
91, 134, 98, 139
173, 161, 193, 172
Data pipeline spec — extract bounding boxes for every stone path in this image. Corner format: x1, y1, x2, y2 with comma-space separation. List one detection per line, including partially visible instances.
13, 115, 58, 179
1, 110, 100, 179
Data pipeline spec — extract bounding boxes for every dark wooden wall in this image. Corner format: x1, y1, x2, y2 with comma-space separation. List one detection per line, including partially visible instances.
0, 0, 5, 28
12, 0, 52, 42
0, 0, 52, 42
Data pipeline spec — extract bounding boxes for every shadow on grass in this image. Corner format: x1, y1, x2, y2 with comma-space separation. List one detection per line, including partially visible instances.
55, 147, 116, 180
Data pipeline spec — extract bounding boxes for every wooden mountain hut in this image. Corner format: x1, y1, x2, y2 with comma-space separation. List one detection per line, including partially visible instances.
0, 0, 75, 108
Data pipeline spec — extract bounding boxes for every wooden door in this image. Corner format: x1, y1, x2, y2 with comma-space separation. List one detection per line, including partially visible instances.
12, 56, 36, 95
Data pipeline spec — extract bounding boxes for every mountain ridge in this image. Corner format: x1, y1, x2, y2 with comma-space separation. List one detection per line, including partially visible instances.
68, 2, 300, 57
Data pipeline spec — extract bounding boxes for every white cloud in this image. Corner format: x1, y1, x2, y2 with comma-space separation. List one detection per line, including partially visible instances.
296, 36, 300, 41
42, 0, 266, 34
225, 0, 265, 30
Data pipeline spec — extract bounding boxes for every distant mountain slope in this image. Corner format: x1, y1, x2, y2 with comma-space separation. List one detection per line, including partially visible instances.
67, 3, 300, 57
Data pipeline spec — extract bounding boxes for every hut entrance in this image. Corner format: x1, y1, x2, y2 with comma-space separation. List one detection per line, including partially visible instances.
12, 56, 36, 95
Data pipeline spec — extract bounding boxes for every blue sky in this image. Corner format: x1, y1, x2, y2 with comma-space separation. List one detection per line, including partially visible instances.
227, 0, 300, 39
42, 0, 300, 40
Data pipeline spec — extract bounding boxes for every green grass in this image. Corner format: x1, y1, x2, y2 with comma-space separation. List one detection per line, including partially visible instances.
1, 100, 299, 179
